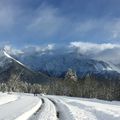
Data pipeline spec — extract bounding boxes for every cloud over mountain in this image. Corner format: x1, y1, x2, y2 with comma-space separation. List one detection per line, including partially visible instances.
69, 41, 120, 54
3, 42, 120, 64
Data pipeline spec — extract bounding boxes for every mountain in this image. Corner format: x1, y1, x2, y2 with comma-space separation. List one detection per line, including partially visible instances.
0, 49, 120, 83
0, 50, 51, 83
13, 51, 120, 79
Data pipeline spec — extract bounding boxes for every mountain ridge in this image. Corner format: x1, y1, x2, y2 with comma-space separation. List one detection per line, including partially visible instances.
0, 50, 51, 83
1, 49, 120, 82
15, 51, 120, 77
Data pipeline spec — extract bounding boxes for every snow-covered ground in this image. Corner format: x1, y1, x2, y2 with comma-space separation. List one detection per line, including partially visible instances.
0, 92, 18, 106
48, 95, 120, 120
0, 93, 120, 120
0, 93, 42, 120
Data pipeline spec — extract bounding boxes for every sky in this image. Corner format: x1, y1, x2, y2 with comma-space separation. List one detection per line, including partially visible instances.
0, 0, 120, 48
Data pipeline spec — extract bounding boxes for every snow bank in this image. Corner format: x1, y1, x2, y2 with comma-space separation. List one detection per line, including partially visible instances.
0, 94, 42, 120
0, 93, 18, 106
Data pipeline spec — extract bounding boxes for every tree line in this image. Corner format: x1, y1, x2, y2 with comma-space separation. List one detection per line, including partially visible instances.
0, 68, 120, 101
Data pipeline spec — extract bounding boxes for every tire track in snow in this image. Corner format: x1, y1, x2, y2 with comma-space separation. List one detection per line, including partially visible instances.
67, 99, 120, 120
29, 98, 45, 120
30, 97, 58, 120
47, 97, 76, 120
47, 96, 97, 120
66, 102, 97, 120
49, 96, 120, 120
48, 98, 60, 119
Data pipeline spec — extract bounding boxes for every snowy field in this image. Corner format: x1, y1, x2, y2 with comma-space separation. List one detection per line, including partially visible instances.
0, 93, 120, 120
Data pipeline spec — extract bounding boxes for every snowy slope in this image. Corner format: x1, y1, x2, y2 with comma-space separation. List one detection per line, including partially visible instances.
3, 50, 28, 68
0, 50, 51, 84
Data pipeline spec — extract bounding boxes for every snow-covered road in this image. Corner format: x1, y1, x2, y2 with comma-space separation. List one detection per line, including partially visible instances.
0, 93, 120, 120
0, 93, 42, 120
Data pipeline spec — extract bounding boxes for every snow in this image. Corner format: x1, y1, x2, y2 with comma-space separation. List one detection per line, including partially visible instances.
0, 94, 42, 120
94, 63, 113, 71
36, 97, 57, 120
0, 92, 18, 105
0, 93, 120, 120
15, 51, 120, 77
15, 99, 42, 120
3, 50, 120, 77
47, 96, 96, 120
47, 95, 120, 120
3, 50, 26, 67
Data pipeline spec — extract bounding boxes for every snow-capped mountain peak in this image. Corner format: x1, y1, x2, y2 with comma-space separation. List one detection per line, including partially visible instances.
3, 50, 25, 67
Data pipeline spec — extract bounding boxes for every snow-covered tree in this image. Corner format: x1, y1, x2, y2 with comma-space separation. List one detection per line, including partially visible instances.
65, 68, 77, 81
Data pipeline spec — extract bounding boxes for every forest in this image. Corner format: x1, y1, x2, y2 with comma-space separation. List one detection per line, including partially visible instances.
0, 68, 120, 101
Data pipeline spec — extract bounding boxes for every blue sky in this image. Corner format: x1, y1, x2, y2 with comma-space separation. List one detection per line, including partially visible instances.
0, 0, 120, 48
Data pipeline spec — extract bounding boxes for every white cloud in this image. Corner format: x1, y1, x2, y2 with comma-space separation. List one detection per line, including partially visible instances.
69, 41, 120, 63
22, 44, 55, 55
4, 44, 55, 56
44, 44, 55, 51
4, 45, 23, 55
69, 41, 120, 54
95, 48, 120, 63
